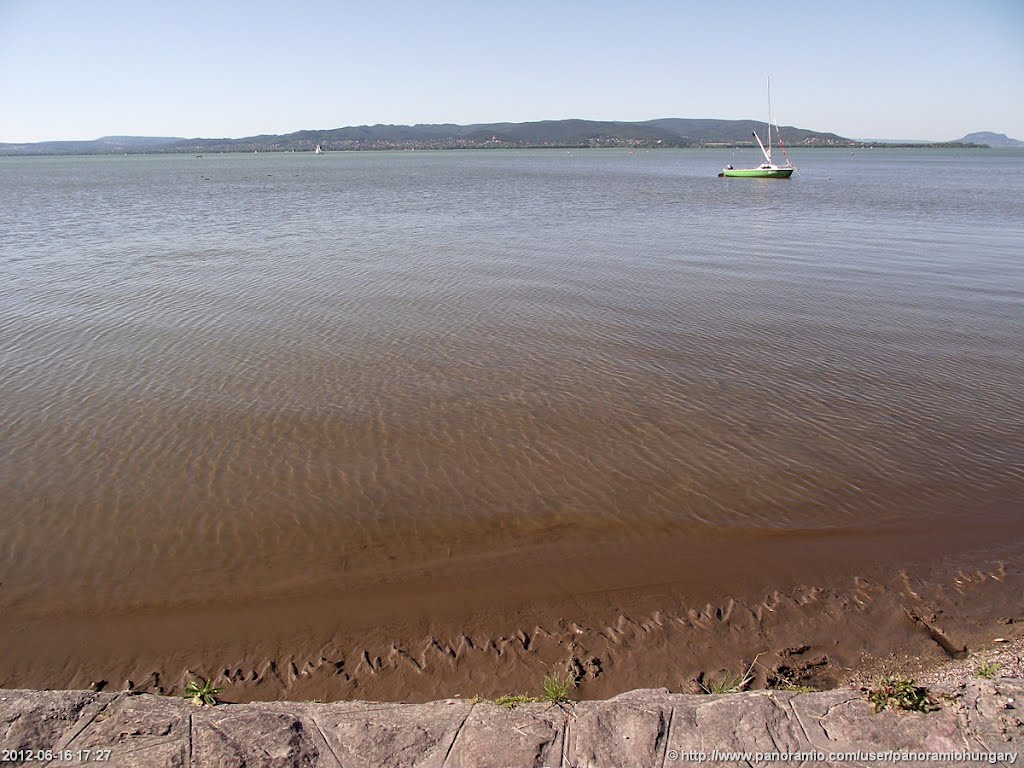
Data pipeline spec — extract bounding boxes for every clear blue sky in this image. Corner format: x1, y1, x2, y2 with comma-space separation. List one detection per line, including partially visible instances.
1, 0, 1021, 143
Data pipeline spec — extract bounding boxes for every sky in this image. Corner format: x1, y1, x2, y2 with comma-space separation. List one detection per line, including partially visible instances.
1, 0, 1022, 143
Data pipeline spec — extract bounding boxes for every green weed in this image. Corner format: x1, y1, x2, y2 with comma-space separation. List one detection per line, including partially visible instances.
493, 693, 542, 708
491, 671, 575, 708
868, 674, 937, 713
700, 656, 759, 695
541, 672, 573, 704
975, 662, 1001, 680
183, 677, 223, 707
701, 670, 754, 694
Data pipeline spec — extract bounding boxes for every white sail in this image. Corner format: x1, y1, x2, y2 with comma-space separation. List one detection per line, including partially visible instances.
753, 131, 772, 164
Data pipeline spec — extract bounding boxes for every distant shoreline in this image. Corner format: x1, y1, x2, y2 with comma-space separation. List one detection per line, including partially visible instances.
0, 143, 995, 158
1, 116, 1005, 156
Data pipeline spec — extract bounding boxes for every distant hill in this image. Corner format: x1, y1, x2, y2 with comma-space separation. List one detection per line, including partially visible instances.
0, 136, 184, 156
4, 122, 997, 156
151, 119, 858, 153
640, 118, 848, 146
0, 119, 856, 155
953, 132, 1024, 148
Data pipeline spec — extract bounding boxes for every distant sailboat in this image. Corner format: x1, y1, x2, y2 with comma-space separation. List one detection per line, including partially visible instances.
720, 77, 794, 179
314, 143, 323, 154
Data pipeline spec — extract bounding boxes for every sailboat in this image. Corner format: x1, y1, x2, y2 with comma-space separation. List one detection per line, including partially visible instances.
720, 78, 794, 179
314, 143, 323, 154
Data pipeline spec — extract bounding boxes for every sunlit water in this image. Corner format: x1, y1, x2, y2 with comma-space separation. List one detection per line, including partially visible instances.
1, 148, 1022, 615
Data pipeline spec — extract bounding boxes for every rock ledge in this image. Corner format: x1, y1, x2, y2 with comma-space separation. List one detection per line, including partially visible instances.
1, 680, 1021, 766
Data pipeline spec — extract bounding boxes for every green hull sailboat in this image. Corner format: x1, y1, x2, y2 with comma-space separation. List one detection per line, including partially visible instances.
720, 165, 793, 178
719, 78, 795, 179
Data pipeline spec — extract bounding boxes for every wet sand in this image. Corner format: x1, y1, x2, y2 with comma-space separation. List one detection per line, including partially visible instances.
2, 513, 1021, 704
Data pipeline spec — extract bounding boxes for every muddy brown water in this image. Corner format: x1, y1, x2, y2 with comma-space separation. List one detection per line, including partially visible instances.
1, 149, 1022, 700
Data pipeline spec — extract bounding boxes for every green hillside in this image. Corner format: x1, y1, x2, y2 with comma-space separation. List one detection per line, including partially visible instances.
3, 119, 989, 155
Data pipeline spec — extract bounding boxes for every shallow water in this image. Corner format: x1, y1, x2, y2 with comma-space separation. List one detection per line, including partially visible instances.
1, 148, 1022, 622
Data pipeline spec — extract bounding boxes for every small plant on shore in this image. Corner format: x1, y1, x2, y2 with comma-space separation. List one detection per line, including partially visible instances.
494, 693, 542, 708
772, 681, 817, 693
975, 662, 1001, 679
541, 672, 574, 704
700, 656, 760, 695
868, 674, 937, 714
491, 671, 575, 708
183, 677, 223, 707
701, 669, 754, 695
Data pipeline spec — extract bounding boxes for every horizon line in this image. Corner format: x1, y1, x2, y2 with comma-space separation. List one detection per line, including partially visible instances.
1, 118, 1015, 147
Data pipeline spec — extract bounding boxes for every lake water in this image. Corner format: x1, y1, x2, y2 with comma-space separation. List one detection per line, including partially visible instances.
1, 148, 1022, 626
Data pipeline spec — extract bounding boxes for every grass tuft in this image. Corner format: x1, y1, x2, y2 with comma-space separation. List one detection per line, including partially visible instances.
700, 669, 754, 694
491, 671, 576, 708
868, 674, 938, 713
183, 677, 223, 707
700, 656, 760, 695
541, 672, 574, 704
975, 662, 1001, 680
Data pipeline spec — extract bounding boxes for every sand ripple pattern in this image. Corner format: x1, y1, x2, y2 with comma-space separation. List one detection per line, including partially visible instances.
1, 150, 1022, 615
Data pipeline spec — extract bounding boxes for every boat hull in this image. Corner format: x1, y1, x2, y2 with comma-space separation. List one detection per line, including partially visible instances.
720, 167, 793, 178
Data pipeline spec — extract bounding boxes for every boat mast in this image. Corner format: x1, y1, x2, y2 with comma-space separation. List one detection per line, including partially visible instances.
766, 75, 773, 164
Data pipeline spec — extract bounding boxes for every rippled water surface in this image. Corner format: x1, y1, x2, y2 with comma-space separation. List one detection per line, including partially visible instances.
1, 149, 1022, 614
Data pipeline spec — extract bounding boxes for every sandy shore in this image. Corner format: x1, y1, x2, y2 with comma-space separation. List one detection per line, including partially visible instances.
1, 525, 1020, 705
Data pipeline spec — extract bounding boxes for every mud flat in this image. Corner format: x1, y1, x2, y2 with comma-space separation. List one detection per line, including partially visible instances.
2, 639, 1022, 767
1, 528, 1021, 706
